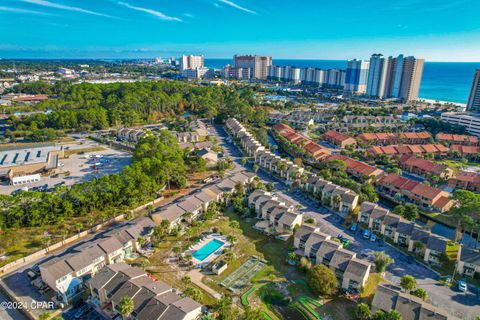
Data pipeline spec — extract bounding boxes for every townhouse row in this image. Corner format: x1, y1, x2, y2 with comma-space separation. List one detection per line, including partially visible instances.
39, 217, 155, 305
225, 119, 305, 182
357, 131, 432, 146
368, 144, 449, 157
357, 201, 455, 265
376, 173, 453, 212
302, 174, 359, 217
226, 118, 362, 218
294, 225, 371, 291
372, 283, 459, 320
271, 123, 331, 161
320, 154, 384, 182
151, 170, 256, 228
247, 190, 303, 236
399, 155, 453, 180
89, 263, 202, 320
321, 130, 357, 148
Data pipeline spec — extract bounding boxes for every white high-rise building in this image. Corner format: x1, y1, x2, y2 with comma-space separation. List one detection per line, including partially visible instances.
180, 55, 204, 71
366, 54, 390, 98
233, 55, 272, 80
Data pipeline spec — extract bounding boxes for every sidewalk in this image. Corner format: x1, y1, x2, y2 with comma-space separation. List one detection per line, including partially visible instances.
187, 269, 222, 299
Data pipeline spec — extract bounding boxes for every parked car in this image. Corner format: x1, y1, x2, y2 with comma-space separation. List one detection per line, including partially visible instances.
370, 234, 377, 242
27, 270, 38, 280
350, 223, 358, 232
363, 230, 371, 239
457, 280, 467, 292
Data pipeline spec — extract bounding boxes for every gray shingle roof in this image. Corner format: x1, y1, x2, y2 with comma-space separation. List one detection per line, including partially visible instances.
460, 248, 480, 265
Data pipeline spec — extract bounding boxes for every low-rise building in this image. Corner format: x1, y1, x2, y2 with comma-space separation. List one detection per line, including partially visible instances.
39, 217, 155, 304
117, 128, 146, 143
372, 283, 457, 320
0, 146, 65, 184
456, 247, 480, 278
436, 133, 478, 146
368, 144, 449, 157
321, 154, 384, 181
151, 170, 255, 228
294, 226, 371, 291
448, 170, 480, 192
249, 190, 302, 236
89, 263, 202, 320
321, 130, 357, 148
272, 124, 331, 161
340, 115, 401, 131
302, 175, 359, 217
357, 201, 456, 263
399, 155, 453, 179
449, 144, 480, 159
357, 131, 432, 145
376, 173, 453, 212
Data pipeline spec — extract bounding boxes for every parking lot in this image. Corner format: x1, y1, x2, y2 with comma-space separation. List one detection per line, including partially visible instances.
0, 139, 132, 195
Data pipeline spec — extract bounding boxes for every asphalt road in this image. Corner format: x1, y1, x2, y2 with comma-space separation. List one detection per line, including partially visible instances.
211, 124, 480, 320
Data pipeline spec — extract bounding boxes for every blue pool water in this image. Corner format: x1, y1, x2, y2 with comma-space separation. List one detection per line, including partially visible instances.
192, 239, 225, 261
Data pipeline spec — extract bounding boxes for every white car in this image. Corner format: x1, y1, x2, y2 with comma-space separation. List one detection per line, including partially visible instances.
458, 280, 467, 292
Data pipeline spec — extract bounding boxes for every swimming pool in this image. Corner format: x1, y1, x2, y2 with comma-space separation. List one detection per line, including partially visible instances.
192, 239, 225, 261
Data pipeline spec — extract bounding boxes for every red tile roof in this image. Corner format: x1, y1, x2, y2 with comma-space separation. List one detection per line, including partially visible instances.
368, 144, 449, 155
322, 130, 355, 144
436, 133, 478, 144
325, 154, 383, 177
399, 155, 446, 173
452, 171, 480, 183
272, 123, 294, 133
379, 173, 418, 191
450, 145, 480, 154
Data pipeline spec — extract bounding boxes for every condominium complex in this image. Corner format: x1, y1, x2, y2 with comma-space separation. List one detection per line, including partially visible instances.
366, 54, 390, 98
363, 54, 425, 101
267, 66, 345, 88
179, 54, 204, 71
233, 54, 272, 79
467, 69, 480, 113
179, 54, 213, 79
344, 59, 370, 95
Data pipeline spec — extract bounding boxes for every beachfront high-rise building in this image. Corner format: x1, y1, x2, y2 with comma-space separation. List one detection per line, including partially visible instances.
366, 54, 390, 98
364, 54, 424, 101
233, 55, 272, 80
398, 55, 425, 101
180, 55, 204, 71
344, 59, 370, 95
467, 69, 480, 113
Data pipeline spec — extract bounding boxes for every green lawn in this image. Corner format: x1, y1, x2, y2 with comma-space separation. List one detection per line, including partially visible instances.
361, 273, 385, 304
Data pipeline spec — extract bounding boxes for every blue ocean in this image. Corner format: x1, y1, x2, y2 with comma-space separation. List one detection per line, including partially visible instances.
205, 58, 480, 104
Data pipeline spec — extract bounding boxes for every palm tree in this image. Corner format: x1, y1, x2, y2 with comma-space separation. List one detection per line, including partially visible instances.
118, 296, 134, 320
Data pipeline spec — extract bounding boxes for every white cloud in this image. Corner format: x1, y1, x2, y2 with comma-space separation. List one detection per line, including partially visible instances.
217, 0, 257, 14
20, 0, 113, 18
0, 5, 49, 15
118, 2, 182, 22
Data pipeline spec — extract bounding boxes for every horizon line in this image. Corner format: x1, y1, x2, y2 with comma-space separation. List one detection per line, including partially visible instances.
1, 57, 480, 63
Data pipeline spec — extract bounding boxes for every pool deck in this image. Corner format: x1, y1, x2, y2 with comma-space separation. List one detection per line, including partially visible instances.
185, 234, 230, 267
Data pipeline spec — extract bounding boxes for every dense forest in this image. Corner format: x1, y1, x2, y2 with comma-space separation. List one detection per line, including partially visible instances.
0, 131, 186, 229
6, 80, 268, 141
0, 59, 173, 77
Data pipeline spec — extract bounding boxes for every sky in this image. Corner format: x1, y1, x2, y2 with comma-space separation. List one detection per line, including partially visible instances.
1, 0, 480, 61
